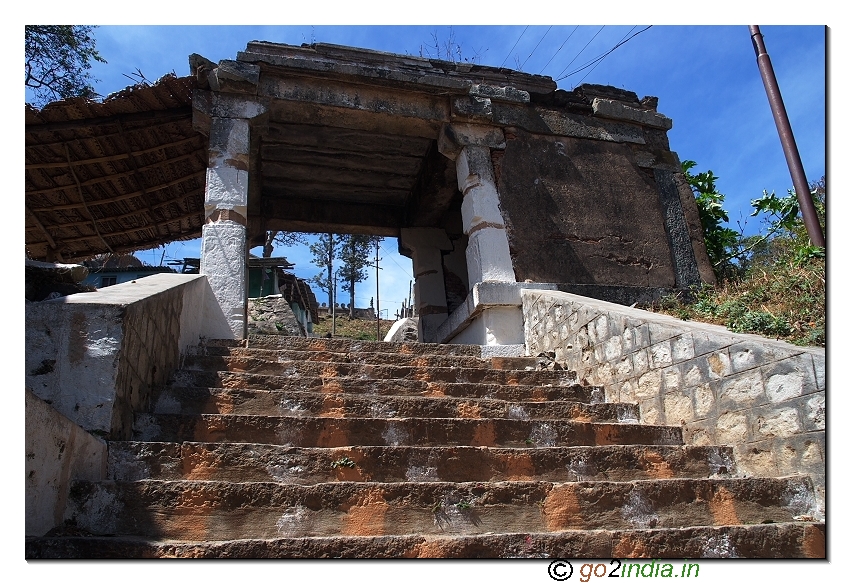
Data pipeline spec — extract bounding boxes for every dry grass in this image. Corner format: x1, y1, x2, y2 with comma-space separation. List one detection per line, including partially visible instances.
643, 257, 824, 347
312, 315, 398, 341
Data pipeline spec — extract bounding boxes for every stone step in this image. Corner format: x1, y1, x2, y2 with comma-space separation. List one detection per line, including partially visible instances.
209, 336, 485, 358
62, 477, 817, 541
197, 345, 500, 370
168, 370, 597, 402
152, 386, 635, 422
133, 414, 683, 448
25, 522, 826, 558
108, 442, 736, 484
181, 355, 576, 386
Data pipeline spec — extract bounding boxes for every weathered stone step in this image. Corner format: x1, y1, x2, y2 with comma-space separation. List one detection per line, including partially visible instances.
25, 522, 826, 558
181, 355, 576, 386
169, 370, 597, 402
198, 345, 500, 370
62, 477, 817, 541
152, 386, 635, 422
108, 442, 735, 484
134, 414, 683, 447
209, 336, 485, 358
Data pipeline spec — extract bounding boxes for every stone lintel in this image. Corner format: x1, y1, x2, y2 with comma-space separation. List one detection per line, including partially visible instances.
192, 90, 269, 131
237, 42, 557, 96
592, 98, 673, 130
470, 84, 530, 104
399, 227, 453, 253
208, 60, 261, 94
433, 281, 557, 344
438, 124, 505, 161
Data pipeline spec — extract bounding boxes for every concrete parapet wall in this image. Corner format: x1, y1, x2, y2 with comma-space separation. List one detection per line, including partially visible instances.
26, 274, 231, 439
522, 289, 825, 515
26, 388, 107, 536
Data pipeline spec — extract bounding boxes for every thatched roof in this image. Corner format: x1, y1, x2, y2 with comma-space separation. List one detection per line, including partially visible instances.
25, 74, 206, 262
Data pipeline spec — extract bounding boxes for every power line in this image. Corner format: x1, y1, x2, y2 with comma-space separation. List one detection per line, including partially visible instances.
540, 25, 579, 75
499, 26, 529, 69
555, 25, 605, 80
520, 25, 552, 71
557, 26, 653, 84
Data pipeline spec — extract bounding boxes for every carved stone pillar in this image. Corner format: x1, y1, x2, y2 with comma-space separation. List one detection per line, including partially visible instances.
193, 85, 267, 339
438, 124, 516, 286
399, 228, 453, 343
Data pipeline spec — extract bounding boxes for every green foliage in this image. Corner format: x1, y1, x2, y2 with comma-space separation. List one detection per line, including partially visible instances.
337, 235, 382, 317
647, 170, 825, 347
309, 234, 340, 307
25, 25, 106, 107
681, 160, 741, 279
330, 456, 356, 469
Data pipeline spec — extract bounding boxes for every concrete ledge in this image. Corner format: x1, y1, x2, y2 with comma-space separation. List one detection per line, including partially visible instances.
434, 281, 557, 344
26, 388, 107, 536
26, 274, 231, 439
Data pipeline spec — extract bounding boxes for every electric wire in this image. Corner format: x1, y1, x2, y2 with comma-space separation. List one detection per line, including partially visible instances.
556, 25, 653, 83
519, 25, 552, 70
540, 25, 579, 75
499, 26, 529, 69
555, 25, 605, 80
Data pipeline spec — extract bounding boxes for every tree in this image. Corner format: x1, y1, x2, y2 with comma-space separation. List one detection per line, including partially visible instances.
262, 230, 308, 258
25, 26, 106, 107
682, 160, 742, 280
309, 234, 339, 309
337, 235, 382, 318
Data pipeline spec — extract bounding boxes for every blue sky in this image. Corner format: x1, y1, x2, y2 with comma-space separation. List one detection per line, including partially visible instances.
20, 8, 831, 315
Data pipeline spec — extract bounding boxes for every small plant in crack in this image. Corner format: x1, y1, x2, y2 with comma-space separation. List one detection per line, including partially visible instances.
432, 502, 442, 514
525, 438, 535, 446
330, 456, 356, 469
455, 500, 473, 511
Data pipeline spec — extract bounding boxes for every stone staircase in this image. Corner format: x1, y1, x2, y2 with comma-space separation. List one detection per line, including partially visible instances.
26, 336, 824, 558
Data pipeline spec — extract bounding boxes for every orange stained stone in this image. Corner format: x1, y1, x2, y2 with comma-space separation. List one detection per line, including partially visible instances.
707, 485, 740, 525
316, 419, 351, 448
320, 364, 340, 378
182, 447, 220, 481
320, 394, 346, 418
503, 452, 535, 481
470, 421, 497, 446
543, 484, 584, 530
456, 402, 481, 419
642, 449, 675, 479
612, 534, 650, 558
340, 488, 389, 536
802, 525, 826, 558
410, 539, 448, 558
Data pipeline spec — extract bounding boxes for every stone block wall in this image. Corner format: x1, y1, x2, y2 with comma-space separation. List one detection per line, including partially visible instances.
26, 388, 107, 536
26, 274, 231, 439
522, 289, 825, 515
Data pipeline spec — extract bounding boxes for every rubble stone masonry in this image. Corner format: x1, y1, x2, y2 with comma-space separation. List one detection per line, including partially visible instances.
522, 289, 825, 516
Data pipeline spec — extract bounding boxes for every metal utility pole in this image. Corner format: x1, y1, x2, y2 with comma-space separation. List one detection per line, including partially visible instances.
748, 25, 825, 247
332, 270, 337, 337
375, 239, 381, 340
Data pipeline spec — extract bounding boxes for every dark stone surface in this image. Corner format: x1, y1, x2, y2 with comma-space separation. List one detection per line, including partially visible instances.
498, 129, 677, 288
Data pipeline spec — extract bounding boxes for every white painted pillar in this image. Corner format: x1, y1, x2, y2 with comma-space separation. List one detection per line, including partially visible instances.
399, 228, 453, 342
199, 116, 252, 338
455, 145, 517, 284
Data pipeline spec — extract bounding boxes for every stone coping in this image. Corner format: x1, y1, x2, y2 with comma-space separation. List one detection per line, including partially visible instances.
435, 281, 557, 344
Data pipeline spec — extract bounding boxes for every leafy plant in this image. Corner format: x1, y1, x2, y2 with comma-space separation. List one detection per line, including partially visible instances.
645, 171, 825, 347
455, 500, 473, 511
330, 456, 356, 469
682, 160, 741, 279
